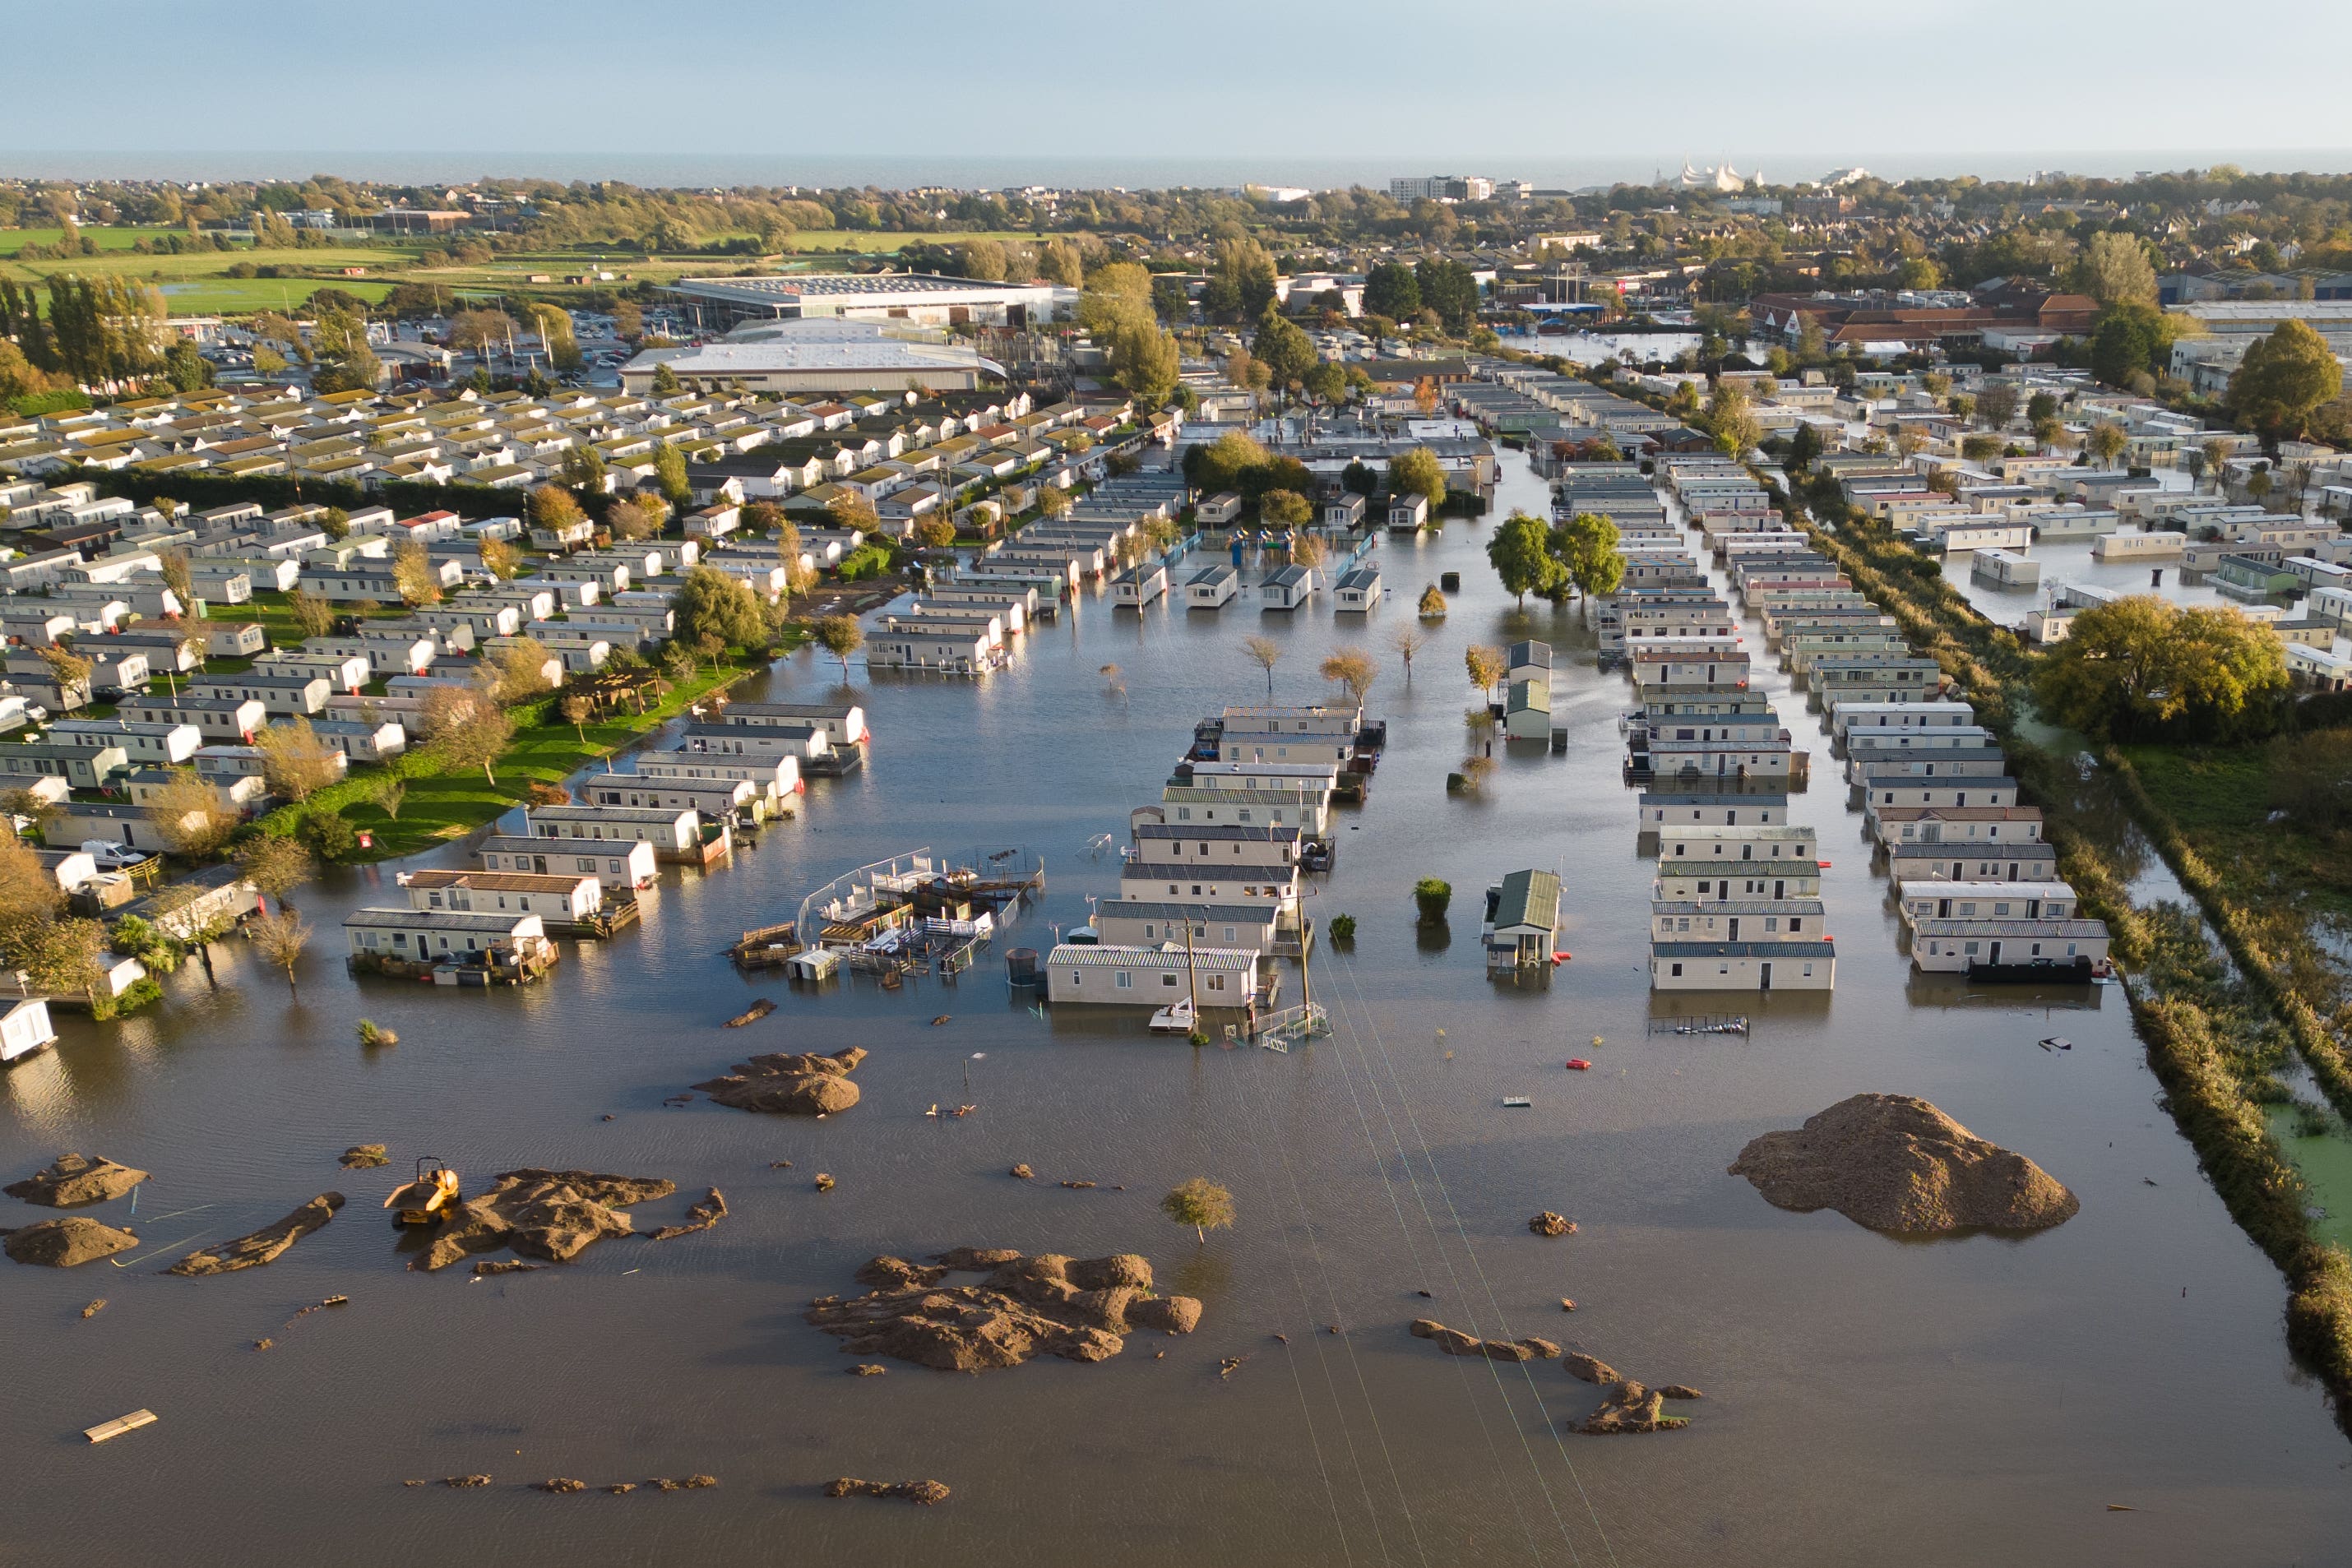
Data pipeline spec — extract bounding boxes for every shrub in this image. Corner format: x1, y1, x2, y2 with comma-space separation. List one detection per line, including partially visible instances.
1414, 877, 1451, 923
1328, 914, 1357, 943
298, 809, 359, 860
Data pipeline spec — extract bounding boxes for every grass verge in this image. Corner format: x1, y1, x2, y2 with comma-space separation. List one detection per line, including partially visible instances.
255, 661, 752, 862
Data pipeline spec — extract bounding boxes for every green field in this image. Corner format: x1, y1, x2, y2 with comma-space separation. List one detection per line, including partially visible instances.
0, 225, 1055, 318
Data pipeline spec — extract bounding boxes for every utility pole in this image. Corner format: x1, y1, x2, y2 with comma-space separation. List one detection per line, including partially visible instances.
1184, 921, 1198, 1021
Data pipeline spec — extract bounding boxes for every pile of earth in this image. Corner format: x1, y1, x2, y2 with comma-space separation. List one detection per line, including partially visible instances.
3, 1215, 139, 1267
693, 1048, 866, 1116
1729, 1093, 2078, 1233
170, 1194, 344, 1276
826, 1477, 951, 1506
7, 1153, 149, 1207
410, 1169, 675, 1272
806, 1247, 1202, 1372
1564, 1351, 1704, 1435
1409, 1319, 1563, 1363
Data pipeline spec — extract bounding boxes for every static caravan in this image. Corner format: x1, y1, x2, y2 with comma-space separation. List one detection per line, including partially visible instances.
1185, 563, 1240, 608
1909, 919, 2110, 975
1333, 563, 1382, 612
719, 702, 865, 747
1897, 880, 2078, 927
1092, 900, 1280, 952
0, 997, 57, 1064
1113, 562, 1169, 608
476, 833, 655, 890
1044, 942, 1259, 1007
1258, 565, 1315, 610
1886, 842, 2060, 884
1650, 940, 1836, 991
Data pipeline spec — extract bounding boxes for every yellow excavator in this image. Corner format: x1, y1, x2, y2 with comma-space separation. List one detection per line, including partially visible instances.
383, 1157, 462, 1226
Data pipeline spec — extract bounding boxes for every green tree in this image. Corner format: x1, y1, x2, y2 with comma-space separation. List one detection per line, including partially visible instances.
1160, 1177, 1235, 1245
1551, 511, 1624, 601
2088, 303, 2175, 387
1487, 511, 1566, 608
2086, 422, 2129, 469
1785, 421, 1822, 474
1387, 446, 1447, 508
813, 613, 863, 681
1260, 488, 1313, 527
653, 439, 692, 510
2067, 231, 2160, 308
1364, 261, 1421, 321
1704, 382, 1761, 457
1251, 309, 1317, 390
2034, 597, 2287, 740
1414, 258, 1479, 335
674, 564, 769, 655
649, 361, 681, 395
2230, 319, 2345, 446
1109, 317, 1181, 408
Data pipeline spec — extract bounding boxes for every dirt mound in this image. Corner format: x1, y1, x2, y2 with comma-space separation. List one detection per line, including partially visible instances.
1528, 1212, 1576, 1237
169, 1194, 344, 1275
7, 1153, 149, 1207
340, 1145, 390, 1170
1409, 1318, 1563, 1363
807, 1248, 1201, 1373
1577, 1379, 1688, 1436
1729, 1094, 2079, 1233
410, 1169, 675, 1272
4, 1216, 139, 1267
826, 1477, 951, 1506
1565, 1352, 1620, 1385
649, 1187, 727, 1242
692, 1048, 867, 1116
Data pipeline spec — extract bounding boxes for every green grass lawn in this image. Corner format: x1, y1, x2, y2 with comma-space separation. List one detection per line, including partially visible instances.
260, 660, 753, 862
2123, 741, 2352, 916
0, 225, 164, 255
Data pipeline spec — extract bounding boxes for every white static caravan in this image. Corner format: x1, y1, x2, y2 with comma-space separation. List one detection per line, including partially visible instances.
1909, 920, 2110, 974
1827, 701, 1978, 738
718, 701, 866, 747
1044, 942, 1259, 1007
1334, 563, 1382, 612
1897, 881, 2078, 927
1113, 562, 1169, 608
1970, 548, 2041, 586
1862, 777, 2020, 811
1258, 565, 1315, 610
1635, 790, 1789, 829
1185, 563, 1240, 608
343, 907, 547, 961
1654, 824, 1818, 867
1650, 941, 1836, 991
2091, 530, 2187, 561
1092, 900, 1280, 953
476, 834, 656, 890
0, 997, 57, 1064
865, 622, 998, 674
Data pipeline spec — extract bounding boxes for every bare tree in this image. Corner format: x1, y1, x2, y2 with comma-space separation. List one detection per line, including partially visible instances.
422, 683, 516, 786
248, 909, 312, 998
146, 769, 235, 858
1242, 635, 1281, 696
559, 691, 592, 744
1391, 626, 1428, 677
235, 835, 317, 913
1465, 644, 1507, 698
1320, 649, 1376, 704
253, 717, 343, 802
289, 588, 336, 639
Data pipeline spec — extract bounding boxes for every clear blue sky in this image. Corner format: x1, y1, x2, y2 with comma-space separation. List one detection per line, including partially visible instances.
7, 0, 2349, 182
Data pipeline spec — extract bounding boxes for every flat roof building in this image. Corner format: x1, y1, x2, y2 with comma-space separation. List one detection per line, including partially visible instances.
664, 273, 1076, 331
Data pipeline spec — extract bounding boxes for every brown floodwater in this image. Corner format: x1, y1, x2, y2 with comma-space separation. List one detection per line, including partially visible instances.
7, 459, 2350, 1566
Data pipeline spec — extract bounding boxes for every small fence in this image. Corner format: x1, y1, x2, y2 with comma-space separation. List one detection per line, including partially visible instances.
1227, 1002, 1330, 1053
1645, 1013, 1750, 1037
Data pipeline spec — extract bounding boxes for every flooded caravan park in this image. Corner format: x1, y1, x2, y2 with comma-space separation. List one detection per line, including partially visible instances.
7, 458, 2352, 1567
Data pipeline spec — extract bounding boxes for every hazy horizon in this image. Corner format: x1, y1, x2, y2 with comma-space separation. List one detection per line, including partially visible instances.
6, 148, 2352, 195
8, 0, 2348, 187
